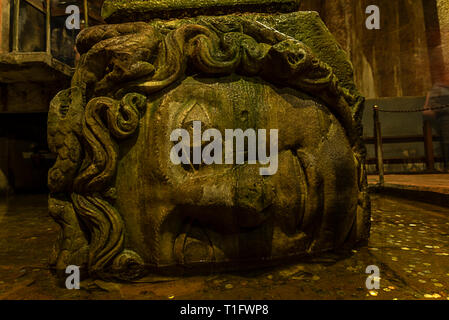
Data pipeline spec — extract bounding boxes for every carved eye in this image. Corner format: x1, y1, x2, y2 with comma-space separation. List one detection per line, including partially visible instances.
177, 120, 210, 172
181, 120, 210, 145
287, 51, 305, 65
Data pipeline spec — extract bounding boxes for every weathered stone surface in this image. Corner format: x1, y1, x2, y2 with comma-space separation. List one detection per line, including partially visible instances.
300, 0, 433, 98
102, 0, 301, 22
48, 11, 370, 280
0, 52, 73, 84
437, 0, 449, 82
145, 12, 359, 103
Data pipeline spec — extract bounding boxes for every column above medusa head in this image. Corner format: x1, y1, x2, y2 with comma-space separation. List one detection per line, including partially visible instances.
47, 0, 371, 280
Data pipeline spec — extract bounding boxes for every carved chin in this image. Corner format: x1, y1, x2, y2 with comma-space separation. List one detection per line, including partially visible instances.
114, 76, 360, 268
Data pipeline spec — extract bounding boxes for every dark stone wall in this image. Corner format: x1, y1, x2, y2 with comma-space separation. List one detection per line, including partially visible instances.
436, 0, 449, 83
18, 1, 46, 52
300, 0, 433, 98
0, 113, 52, 193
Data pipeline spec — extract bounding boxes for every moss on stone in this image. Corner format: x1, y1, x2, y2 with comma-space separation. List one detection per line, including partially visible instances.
248, 12, 358, 98
146, 11, 359, 102
101, 0, 301, 22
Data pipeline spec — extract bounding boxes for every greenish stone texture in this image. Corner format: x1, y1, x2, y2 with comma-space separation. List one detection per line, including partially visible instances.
47, 4, 370, 281
102, 0, 301, 22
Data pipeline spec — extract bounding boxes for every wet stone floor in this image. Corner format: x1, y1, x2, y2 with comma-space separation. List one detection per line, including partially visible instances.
0, 194, 448, 300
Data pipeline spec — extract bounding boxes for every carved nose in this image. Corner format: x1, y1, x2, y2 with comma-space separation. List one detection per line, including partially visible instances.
177, 165, 274, 213
234, 168, 274, 213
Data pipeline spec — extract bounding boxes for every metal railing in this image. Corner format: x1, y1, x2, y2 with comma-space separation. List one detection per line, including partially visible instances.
367, 104, 448, 186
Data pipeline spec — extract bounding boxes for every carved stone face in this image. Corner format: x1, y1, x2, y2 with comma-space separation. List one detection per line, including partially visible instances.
48, 14, 370, 279
115, 75, 359, 267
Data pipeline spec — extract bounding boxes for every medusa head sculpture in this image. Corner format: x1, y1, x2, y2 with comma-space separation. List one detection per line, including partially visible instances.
47, 12, 370, 280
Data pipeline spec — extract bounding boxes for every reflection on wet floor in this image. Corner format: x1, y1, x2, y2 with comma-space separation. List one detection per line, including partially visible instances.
0, 193, 447, 300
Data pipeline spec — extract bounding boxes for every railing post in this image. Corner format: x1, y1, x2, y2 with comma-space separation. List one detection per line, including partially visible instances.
423, 120, 435, 171
46, 0, 51, 54
84, 0, 89, 28
373, 105, 385, 186
12, 0, 20, 52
